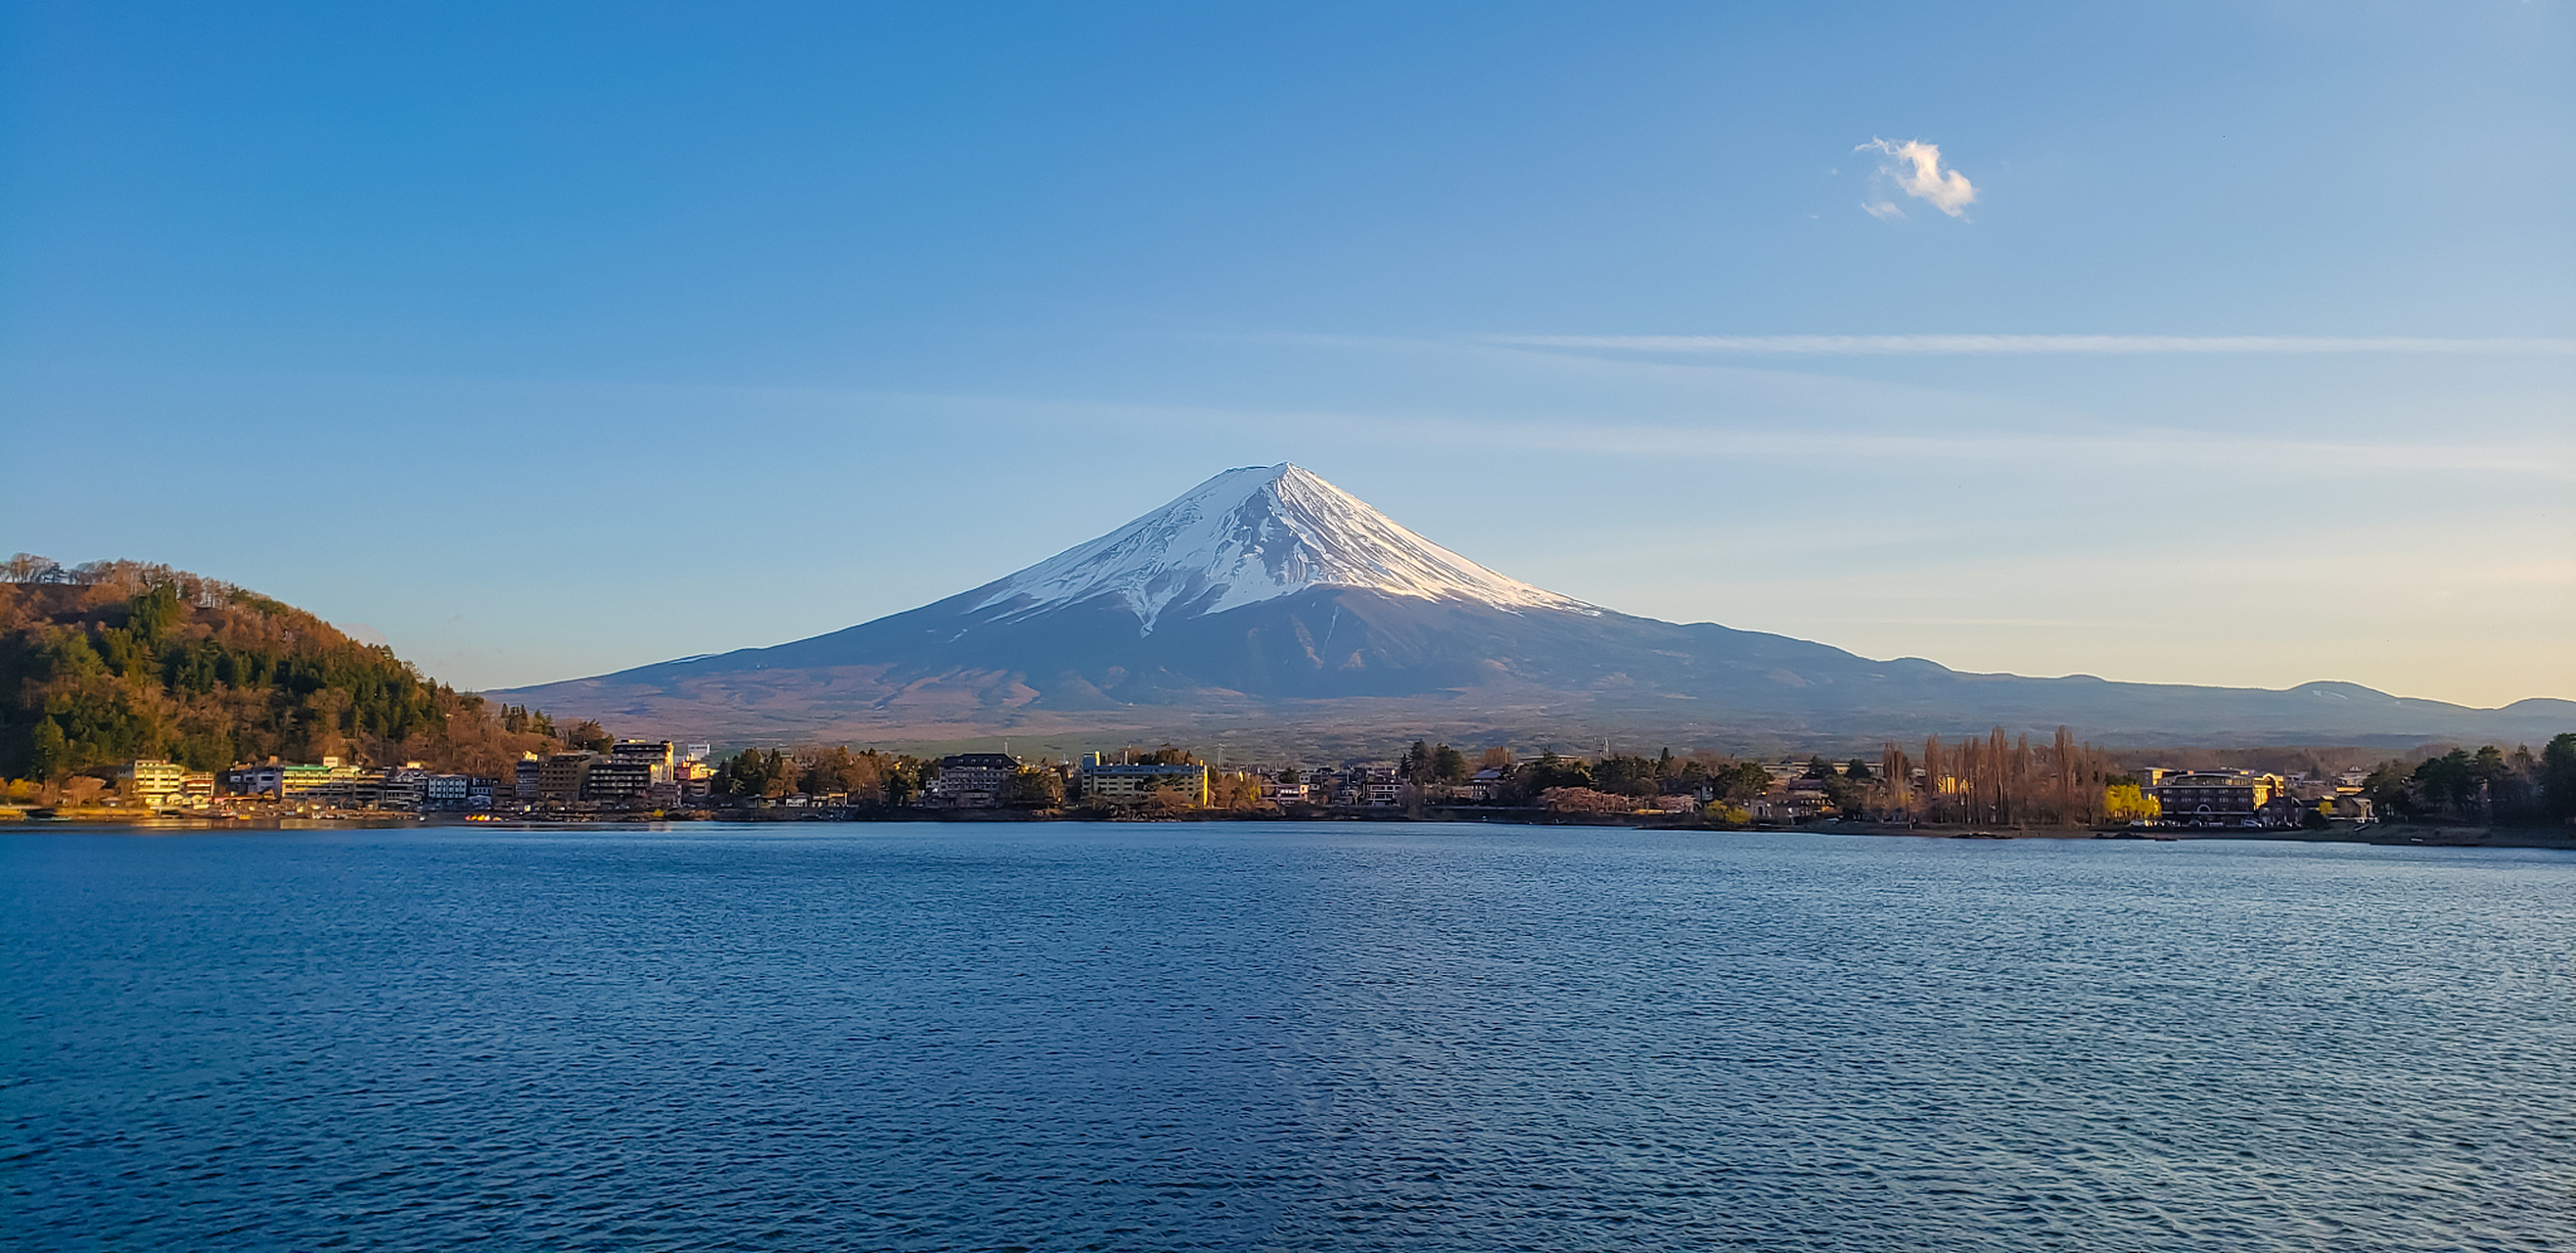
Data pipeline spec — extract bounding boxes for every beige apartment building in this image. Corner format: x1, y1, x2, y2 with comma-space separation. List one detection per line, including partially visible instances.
1076, 755, 1210, 806
119, 759, 187, 806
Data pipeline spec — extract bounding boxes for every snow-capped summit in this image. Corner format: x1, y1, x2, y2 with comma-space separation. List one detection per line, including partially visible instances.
968, 463, 1591, 632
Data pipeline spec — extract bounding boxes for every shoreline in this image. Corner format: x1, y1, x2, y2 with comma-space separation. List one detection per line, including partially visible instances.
1836, 820, 2576, 852
7, 804, 2571, 852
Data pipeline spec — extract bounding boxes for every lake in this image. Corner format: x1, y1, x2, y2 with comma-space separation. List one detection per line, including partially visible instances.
4, 823, 2570, 1250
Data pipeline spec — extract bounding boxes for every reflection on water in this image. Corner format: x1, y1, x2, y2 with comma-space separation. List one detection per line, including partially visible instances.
4, 825, 2570, 1250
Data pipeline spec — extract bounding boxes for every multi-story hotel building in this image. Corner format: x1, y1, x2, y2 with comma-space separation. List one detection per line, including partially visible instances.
120, 759, 188, 806
2150, 770, 2288, 827
928, 753, 1020, 808
1075, 754, 1210, 806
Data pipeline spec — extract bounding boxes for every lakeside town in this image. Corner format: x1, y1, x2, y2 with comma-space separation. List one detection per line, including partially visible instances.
23, 729, 2574, 836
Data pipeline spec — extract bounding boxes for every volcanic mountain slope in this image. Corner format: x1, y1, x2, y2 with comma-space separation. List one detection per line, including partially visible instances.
497, 464, 2572, 752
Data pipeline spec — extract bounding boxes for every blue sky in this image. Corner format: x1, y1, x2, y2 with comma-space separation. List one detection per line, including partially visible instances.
5, 2, 2570, 708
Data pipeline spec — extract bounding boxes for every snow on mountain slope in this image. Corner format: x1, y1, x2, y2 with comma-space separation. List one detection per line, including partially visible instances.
969, 464, 1593, 632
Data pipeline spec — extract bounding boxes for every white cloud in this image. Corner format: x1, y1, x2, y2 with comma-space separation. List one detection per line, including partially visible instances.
1862, 199, 1906, 220
1859, 137, 1976, 218
1490, 334, 2576, 355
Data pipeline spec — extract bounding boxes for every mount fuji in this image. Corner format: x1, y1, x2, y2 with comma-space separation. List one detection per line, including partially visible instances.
497, 464, 2570, 753
963, 463, 1594, 630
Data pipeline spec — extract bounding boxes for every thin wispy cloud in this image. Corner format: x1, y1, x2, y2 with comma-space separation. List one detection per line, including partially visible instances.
1370, 415, 2575, 481
697, 387, 2572, 483
1858, 137, 1975, 219
1490, 334, 2576, 355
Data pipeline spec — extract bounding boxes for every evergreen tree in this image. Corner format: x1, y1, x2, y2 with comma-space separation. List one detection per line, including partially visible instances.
1431, 743, 1469, 784
2541, 734, 2576, 821
27, 719, 66, 781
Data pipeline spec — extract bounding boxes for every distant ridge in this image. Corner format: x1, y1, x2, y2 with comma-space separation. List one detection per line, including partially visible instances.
494, 465, 2573, 753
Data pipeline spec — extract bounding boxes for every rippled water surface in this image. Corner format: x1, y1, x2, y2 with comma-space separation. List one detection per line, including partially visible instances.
5, 824, 2572, 1250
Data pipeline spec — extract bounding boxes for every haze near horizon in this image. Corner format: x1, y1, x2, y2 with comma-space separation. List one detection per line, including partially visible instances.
4, 3, 2568, 707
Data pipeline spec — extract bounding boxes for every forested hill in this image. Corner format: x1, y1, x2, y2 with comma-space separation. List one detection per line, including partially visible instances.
1, 556, 561, 782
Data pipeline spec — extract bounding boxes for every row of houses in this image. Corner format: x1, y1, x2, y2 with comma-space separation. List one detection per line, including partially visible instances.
1069, 756, 1437, 809
109, 757, 491, 812
116, 740, 722, 813
913, 753, 1403, 810
936, 754, 1490, 810
732, 751, 1456, 811
910, 753, 1228, 809
1714, 760, 2377, 828
506, 742, 719, 808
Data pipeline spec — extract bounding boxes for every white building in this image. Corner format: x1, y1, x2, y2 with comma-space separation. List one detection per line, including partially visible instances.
928, 753, 1020, 808
121, 759, 186, 806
